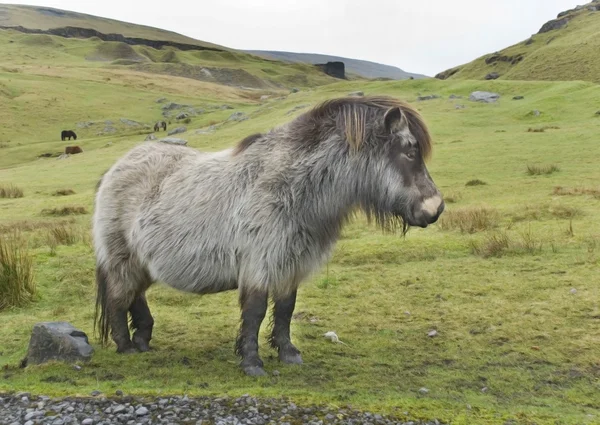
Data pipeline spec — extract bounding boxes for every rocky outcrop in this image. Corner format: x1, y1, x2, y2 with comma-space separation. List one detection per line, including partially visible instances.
538, 17, 569, 33
315, 61, 345, 79
485, 53, 524, 66
0, 25, 223, 52
435, 66, 461, 80
485, 72, 500, 80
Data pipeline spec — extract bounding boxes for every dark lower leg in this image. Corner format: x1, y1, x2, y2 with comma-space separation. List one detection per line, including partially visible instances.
269, 290, 302, 364
129, 294, 154, 352
235, 288, 268, 376
109, 305, 136, 354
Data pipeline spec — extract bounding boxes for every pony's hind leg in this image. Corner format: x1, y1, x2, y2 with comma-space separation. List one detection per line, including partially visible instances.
269, 290, 303, 365
95, 254, 150, 354
130, 293, 154, 352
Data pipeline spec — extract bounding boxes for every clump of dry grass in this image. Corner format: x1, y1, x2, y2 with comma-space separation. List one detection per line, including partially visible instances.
550, 205, 582, 219
527, 126, 560, 133
471, 228, 544, 258
0, 232, 36, 310
465, 179, 487, 187
52, 189, 76, 196
47, 224, 80, 246
438, 207, 499, 233
553, 186, 600, 199
526, 164, 560, 176
470, 232, 510, 258
443, 192, 462, 204
0, 184, 24, 198
0, 218, 76, 234
41, 206, 88, 216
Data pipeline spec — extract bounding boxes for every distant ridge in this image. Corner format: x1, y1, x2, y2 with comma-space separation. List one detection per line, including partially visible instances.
245, 50, 428, 80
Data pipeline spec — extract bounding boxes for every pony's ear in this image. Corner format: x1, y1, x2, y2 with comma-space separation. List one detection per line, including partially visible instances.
384, 107, 409, 133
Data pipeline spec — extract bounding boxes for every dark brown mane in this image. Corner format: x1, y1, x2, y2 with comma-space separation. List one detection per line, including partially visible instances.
231, 95, 433, 160
300, 95, 433, 159
232, 133, 263, 156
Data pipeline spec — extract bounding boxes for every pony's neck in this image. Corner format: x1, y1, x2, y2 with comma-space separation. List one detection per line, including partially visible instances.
288, 142, 361, 235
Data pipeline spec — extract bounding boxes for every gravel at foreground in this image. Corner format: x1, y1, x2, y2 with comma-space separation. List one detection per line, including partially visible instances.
1, 392, 448, 425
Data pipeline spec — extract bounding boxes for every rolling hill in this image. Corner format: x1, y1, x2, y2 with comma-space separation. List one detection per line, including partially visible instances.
435, 0, 600, 83
245, 50, 427, 80
0, 4, 228, 50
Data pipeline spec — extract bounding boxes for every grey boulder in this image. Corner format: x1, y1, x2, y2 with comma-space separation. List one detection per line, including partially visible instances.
469, 91, 500, 103
167, 126, 187, 136
24, 322, 93, 366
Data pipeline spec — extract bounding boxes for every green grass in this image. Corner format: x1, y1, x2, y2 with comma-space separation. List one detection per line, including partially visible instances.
1, 36, 600, 424
437, 2, 600, 83
0, 232, 36, 310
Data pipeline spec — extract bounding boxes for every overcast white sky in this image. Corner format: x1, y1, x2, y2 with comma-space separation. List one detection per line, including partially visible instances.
7, 0, 580, 75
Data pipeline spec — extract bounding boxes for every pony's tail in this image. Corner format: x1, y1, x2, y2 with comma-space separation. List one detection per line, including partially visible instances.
94, 264, 110, 346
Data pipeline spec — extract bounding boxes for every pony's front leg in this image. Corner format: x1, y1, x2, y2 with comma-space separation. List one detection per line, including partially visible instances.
269, 290, 303, 365
236, 288, 268, 376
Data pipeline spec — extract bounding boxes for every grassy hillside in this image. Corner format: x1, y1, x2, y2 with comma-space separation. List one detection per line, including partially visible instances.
435, 1, 600, 83
245, 50, 428, 80
2, 61, 600, 424
0, 4, 227, 50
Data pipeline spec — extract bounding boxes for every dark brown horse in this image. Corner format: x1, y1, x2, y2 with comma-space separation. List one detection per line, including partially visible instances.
61, 130, 77, 141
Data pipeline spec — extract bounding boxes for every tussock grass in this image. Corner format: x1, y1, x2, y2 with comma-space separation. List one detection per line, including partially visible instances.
41, 206, 88, 216
0, 218, 76, 234
526, 164, 560, 175
443, 192, 462, 204
471, 228, 543, 258
0, 232, 36, 310
465, 179, 487, 187
438, 207, 499, 233
470, 231, 510, 258
52, 189, 76, 196
553, 186, 600, 198
527, 126, 560, 133
47, 224, 81, 247
550, 205, 582, 219
510, 203, 582, 222
0, 184, 24, 198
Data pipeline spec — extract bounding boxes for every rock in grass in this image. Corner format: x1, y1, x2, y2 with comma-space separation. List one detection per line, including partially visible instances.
159, 137, 187, 146
513, 96, 525, 100
469, 91, 500, 103
167, 126, 187, 136
23, 322, 93, 366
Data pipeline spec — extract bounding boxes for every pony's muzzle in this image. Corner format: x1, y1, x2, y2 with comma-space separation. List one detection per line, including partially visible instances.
413, 196, 445, 228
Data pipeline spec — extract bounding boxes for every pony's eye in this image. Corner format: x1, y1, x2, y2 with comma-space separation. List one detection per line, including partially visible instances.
405, 150, 416, 160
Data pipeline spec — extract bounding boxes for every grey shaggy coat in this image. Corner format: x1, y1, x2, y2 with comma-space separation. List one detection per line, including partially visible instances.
93, 95, 442, 372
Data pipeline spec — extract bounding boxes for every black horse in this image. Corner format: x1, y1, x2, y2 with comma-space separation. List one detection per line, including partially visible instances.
61, 130, 77, 141
154, 121, 167, 132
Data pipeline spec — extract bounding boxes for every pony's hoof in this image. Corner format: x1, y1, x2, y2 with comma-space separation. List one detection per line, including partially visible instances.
132, 337, 151, 352
279, 352, 303, 365
117, 347, 138, 355
243, 366, 267, 377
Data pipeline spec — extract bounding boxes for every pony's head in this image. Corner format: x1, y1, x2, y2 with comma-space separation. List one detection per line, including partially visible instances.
305, 96, 444, 231
374, 102, 444, 229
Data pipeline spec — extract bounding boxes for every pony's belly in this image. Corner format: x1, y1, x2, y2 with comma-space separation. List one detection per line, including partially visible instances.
147, 258, 238, 295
